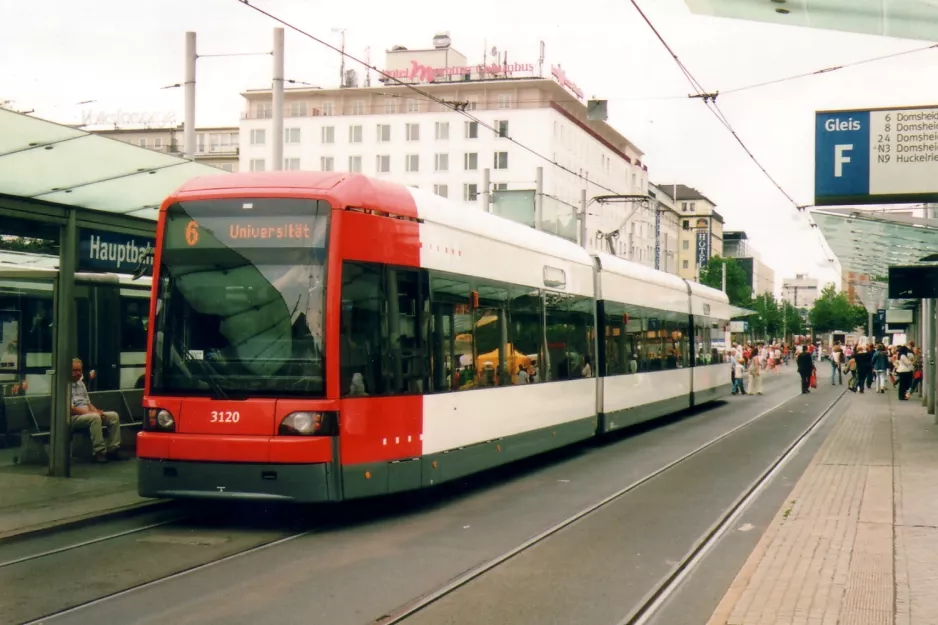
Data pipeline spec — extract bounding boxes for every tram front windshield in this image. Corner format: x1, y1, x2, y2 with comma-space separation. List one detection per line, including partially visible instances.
149, 198, 329, 398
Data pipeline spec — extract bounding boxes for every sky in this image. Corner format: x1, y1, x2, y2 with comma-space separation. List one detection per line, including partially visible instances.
4, 0, 938, 291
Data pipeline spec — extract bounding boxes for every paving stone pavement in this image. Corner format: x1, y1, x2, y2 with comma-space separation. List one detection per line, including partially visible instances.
707, 388, 938, 625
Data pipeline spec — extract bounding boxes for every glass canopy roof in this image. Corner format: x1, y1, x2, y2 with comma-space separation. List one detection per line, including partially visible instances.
684, 0, 938, 41
0, 108, 228, 221
812, 208, 938, 276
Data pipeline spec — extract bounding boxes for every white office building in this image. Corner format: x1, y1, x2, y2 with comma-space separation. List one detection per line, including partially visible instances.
781, 274, 820, 309
238, 35, 655, 264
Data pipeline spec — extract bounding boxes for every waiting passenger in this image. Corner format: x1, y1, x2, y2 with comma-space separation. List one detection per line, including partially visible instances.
581, 355, 592, 378
70, 358, 123, 463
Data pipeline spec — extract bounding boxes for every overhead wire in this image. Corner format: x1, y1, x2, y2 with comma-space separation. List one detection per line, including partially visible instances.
234, 0, 632, 197
628, 0, 842, 268
629, 0, 803, 208
719, 42, 938, 96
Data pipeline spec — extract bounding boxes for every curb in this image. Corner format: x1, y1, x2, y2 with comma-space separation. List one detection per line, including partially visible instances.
0, 499, 172, 545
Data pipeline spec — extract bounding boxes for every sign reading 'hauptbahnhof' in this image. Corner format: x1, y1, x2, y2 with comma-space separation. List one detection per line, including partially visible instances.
815, 105, 938, 206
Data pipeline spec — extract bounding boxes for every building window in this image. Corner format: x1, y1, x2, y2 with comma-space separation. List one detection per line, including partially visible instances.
465, 121, 479, 139
320, 156, 334, 172
283, 158, 300, 171
254, 103, 272, 119
434, 184, 448, 198
322, 101, 334, 116
497, 94, 512, 109
154, 137, 163, 149
464, 152, 478, 170
250, 129, 266, 145
250, 158, 265, 172
494, 183, 507, 191
494, 151, 509, 170
407, 99, 420, 113
682, 240, 689, 250
284, 128, 300, 144
218, 163, 234, 172
321, 126, 335, 144
683, 260, 689, 269
495, 120, 508, 138
434, 153, 449, 172
348, 155, 362, 173
377, 124, 391, 142
352, 100, 365, 115
348, 125, 363, 143
435, 122, 449, 140
406, 123, 420, 141
384, 99, 397, 114
406, 154, 420, 172
289, 102, 307, 117
463, 183, 478, 202
466, 97, 478, 111
376, 155, 390, 173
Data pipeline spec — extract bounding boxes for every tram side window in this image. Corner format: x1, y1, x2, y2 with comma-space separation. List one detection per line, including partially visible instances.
544, 292, 594, 380
695, 319, 712, 365
473, 283, 510, 388
428, 275, 545, 392
340, 261, 429, 397
508, 286, 544, 384
603, 302, 690, 375
428, 275, 475, 392
602, 301, 632, 376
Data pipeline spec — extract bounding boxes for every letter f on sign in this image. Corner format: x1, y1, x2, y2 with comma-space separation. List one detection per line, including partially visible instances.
834, 144, 853, 177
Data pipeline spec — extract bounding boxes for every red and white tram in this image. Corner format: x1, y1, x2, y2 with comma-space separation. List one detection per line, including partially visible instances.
138, 172, 731, 501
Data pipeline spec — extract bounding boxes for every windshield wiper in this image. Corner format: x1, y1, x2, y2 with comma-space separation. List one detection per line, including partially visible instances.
131, 248, 154, 281
172, 337, 229, 399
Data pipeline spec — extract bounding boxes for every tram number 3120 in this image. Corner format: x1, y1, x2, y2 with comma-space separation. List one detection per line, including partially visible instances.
210, 411, 241, 423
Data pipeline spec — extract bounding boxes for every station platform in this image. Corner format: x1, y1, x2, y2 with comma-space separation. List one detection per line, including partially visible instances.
708, 386, 938, 625
0, 456, 158, 541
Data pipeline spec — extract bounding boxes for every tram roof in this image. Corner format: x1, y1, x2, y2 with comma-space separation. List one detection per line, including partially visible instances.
0, 107, 227, 221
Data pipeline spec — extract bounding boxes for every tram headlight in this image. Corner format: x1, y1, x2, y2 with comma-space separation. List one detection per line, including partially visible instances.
279, 411, 337, 436
144, 408, 176, 432
157, 410, 174, 429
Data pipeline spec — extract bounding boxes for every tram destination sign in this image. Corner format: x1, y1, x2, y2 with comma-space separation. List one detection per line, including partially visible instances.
815, 105, 938, 205
164, 212, 324, 250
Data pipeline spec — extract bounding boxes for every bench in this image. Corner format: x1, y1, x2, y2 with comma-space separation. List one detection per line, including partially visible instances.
1, 389, 144, 465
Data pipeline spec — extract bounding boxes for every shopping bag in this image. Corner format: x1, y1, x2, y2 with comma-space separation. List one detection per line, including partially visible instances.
810, 370, 818, 388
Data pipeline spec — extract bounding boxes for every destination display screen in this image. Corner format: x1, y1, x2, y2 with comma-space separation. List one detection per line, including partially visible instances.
163, 199, 329, 249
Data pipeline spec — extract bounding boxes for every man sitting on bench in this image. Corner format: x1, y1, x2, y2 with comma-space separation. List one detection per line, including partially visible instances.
70, 358, 123, 463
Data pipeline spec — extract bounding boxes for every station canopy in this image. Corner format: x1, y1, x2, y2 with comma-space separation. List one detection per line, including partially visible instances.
0, 107, 227, 221
684, 0, 938, 41
812, 208, 938, 276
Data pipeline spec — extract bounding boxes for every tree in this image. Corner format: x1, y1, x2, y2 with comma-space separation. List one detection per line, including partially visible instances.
748, 293, 781, 339
781, 301, 805, 336
699, 256, 751, 307
809, 283, 865, 333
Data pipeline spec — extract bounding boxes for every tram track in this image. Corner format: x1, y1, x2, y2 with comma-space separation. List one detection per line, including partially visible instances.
4, 505, 311, 625
8, 374, 816, 625
377, 387, 846, 625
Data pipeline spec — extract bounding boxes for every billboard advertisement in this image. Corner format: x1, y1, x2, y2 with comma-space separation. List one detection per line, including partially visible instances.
815, 105, 938, 205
